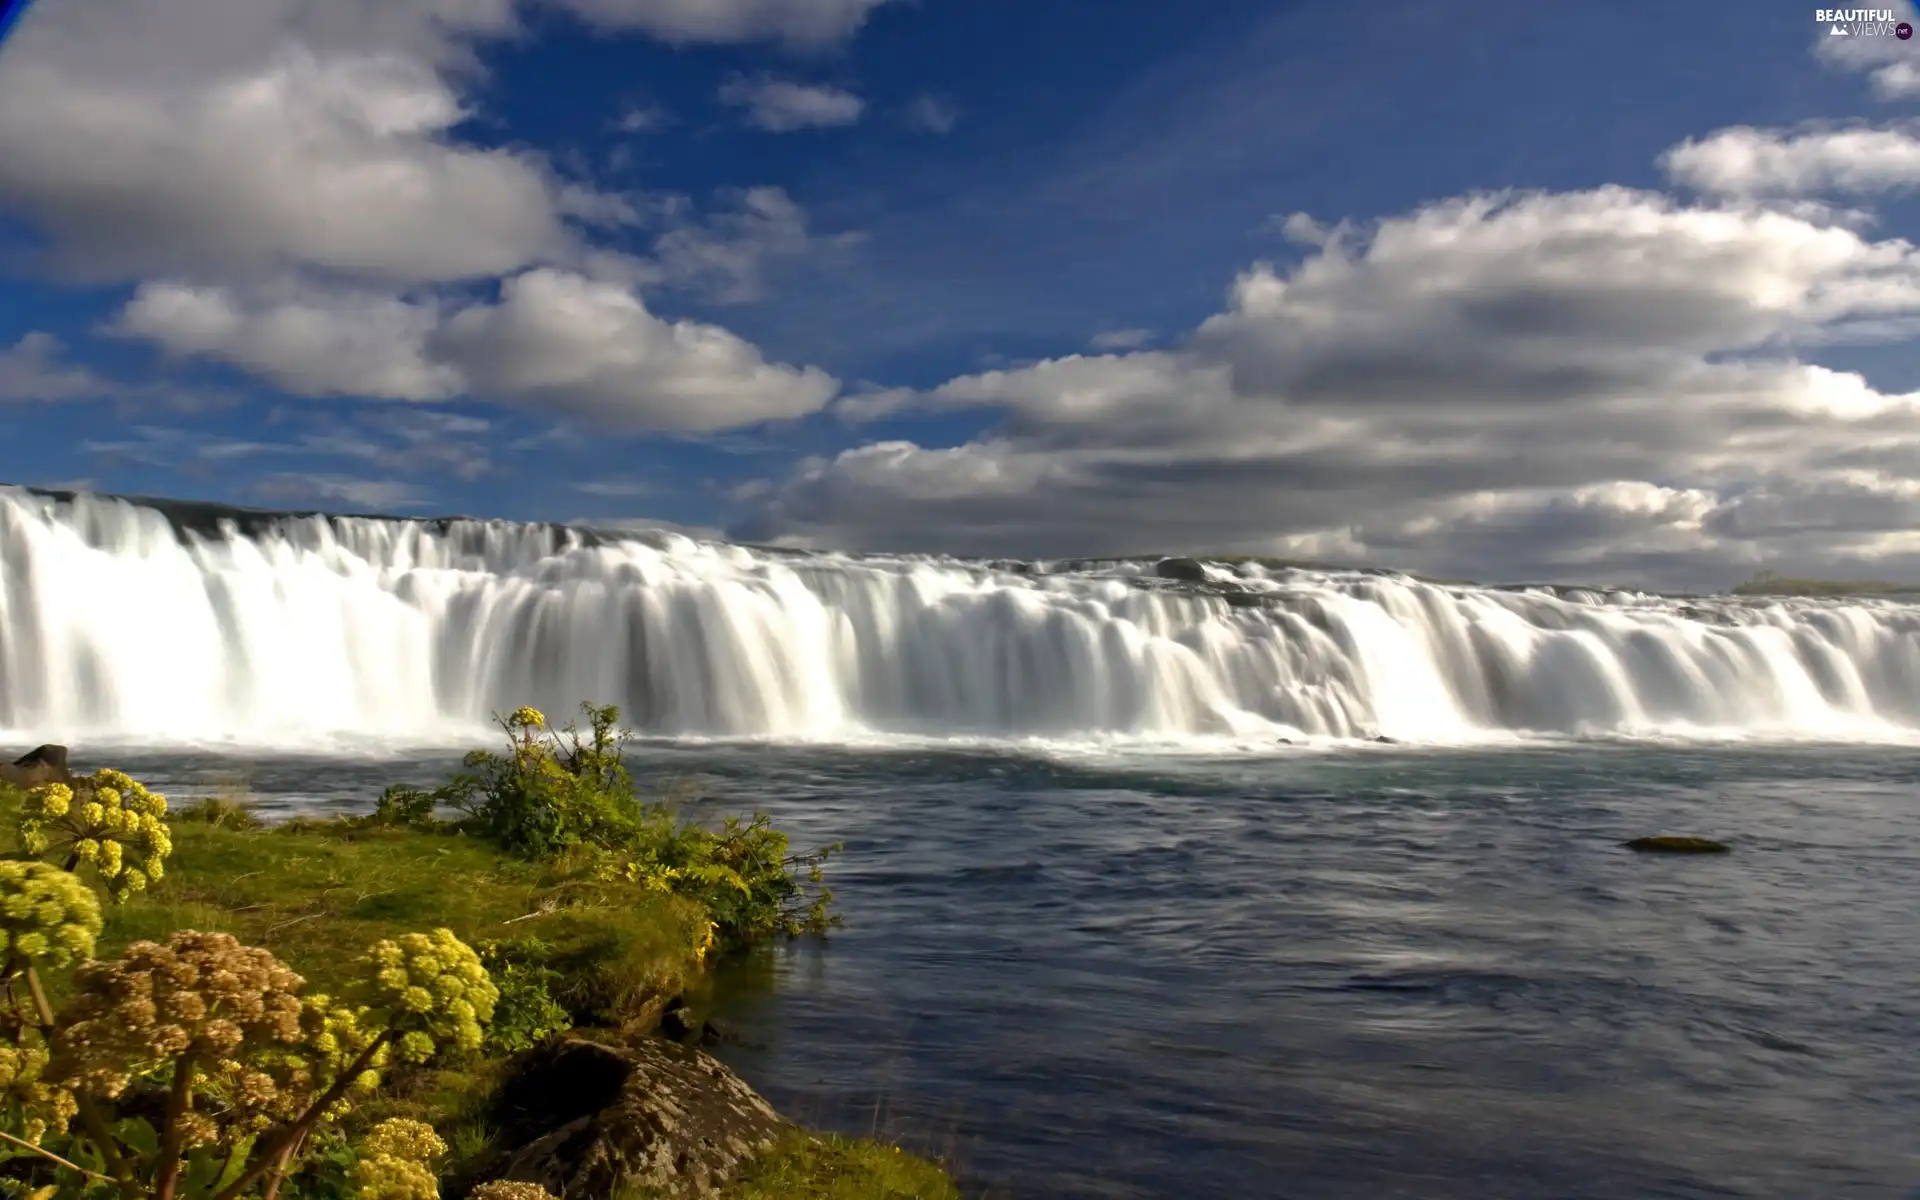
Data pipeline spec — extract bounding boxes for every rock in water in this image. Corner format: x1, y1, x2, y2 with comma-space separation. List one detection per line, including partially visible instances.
0, 745, 72, 789
1625, 836, 1730, 854
485, 1036, 790, 1198
1153, 557, 1210, 582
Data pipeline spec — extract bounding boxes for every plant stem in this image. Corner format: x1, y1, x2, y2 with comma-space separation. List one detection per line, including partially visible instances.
23, 966, 55, 1030
0, 1126, 115, 1182
259, 1128, 307, 1200
210, 1031, 393, 1200
152, 1048, 200, 1200
74, 1094, 144, 1200
30, 966, 144, 1198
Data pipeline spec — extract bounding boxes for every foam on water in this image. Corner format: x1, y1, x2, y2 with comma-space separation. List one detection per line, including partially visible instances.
5, 487, 1920, 749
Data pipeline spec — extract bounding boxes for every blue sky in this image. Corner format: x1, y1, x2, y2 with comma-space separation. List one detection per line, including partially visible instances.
6, 0, 1920, 587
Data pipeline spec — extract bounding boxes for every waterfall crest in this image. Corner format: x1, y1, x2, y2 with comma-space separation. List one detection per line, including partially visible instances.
5, 487, 1919, 746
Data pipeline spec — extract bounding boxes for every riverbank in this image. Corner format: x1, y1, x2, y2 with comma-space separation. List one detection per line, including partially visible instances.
0, 728, 961, 1199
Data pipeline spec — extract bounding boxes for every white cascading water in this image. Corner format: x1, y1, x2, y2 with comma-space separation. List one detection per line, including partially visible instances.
4, 486, 1920, 747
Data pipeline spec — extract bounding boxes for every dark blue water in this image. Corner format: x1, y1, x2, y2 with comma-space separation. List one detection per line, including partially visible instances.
103, 740, 1920, 1199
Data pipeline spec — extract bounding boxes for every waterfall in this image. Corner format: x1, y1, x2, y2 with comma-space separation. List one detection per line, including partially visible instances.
4, 486, 1919, 746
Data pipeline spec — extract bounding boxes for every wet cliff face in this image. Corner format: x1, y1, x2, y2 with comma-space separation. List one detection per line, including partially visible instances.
6, 484, 1920, 746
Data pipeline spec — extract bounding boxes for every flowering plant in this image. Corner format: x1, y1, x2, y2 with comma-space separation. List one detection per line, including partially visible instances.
19, 768, 172, 901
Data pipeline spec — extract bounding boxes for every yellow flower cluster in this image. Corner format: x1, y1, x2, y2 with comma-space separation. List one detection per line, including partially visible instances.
507, 706, 546, 730
354, 929, 498, 1064
467, 1183, 559, 1200
21, 768, 173, 901
295, 991, 391, 1110
0, 860, 101, 969
52, 931, 305, 1105
353, 1117, 447, 1200
0, 1028, 77, 1145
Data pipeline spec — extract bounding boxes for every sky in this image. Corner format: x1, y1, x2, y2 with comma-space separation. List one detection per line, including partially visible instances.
7, 1, 1920, 589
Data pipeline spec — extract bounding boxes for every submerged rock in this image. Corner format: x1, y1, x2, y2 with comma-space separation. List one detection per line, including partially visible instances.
1625, 836, 1730, 854
1153, 557, 1210, 583
482, 1035, 789, 1198
0, 745, 72, 789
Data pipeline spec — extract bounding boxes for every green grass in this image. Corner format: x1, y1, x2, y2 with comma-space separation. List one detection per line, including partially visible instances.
0, 780, 963, 1198
96, 816, 711, 1025
720, 1133, 962, 1200
1731, 575, 1920, 596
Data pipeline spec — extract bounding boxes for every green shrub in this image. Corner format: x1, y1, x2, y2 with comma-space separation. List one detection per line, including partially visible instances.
174, 793, 264, 832
416, 704, 839, 944
474, 941, 570, 1055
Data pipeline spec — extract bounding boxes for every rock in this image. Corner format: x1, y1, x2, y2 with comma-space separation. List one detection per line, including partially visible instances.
658, 995, 698, 1043
1370, 735, 1397, 744
699, 1018, 743, 1049
0, 745, 72, 789
1153, 557, 1210, 583
482, 1036, 790, 1199
1624, 836, 1730, 854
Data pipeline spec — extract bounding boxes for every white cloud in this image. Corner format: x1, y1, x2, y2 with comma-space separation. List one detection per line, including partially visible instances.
902, 94, 958, 133
546, 0, 893, 46
0, 333, 114, 403
113, 281, 462, 400
741, 185, 1920, 587
1664, 124, 1920, 196
0, 30, 575, 284
718, 75, 864, 131
641, 186, 850, 302
611, 103, 669, 133
109, 269, 842, 431
433, 268, 839, 429
1813, 3, 1920, 98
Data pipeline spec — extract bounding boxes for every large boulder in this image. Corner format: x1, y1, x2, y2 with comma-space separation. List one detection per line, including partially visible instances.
0, 745, 72, 789
480, 1035, 790, 1198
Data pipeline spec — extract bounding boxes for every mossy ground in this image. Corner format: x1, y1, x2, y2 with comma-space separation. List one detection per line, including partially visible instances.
718, 1133, 962, 1200
0, 783, 962, 1197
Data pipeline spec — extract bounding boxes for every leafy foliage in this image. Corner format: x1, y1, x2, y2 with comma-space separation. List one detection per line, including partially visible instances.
401, 704, 839, 943
472, 942, 569, 1056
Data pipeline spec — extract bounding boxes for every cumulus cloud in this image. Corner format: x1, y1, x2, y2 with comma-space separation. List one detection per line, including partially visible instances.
740, 185, 1920, 587
718, 75, 864, 131
1664, 124, 1920, 196
108, 269, 840, 431
112, 281, 462, 400
0, 23, 575, 284
432, 268, 839, 429
0, 333, 114, 403
1, 0, 852, 435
